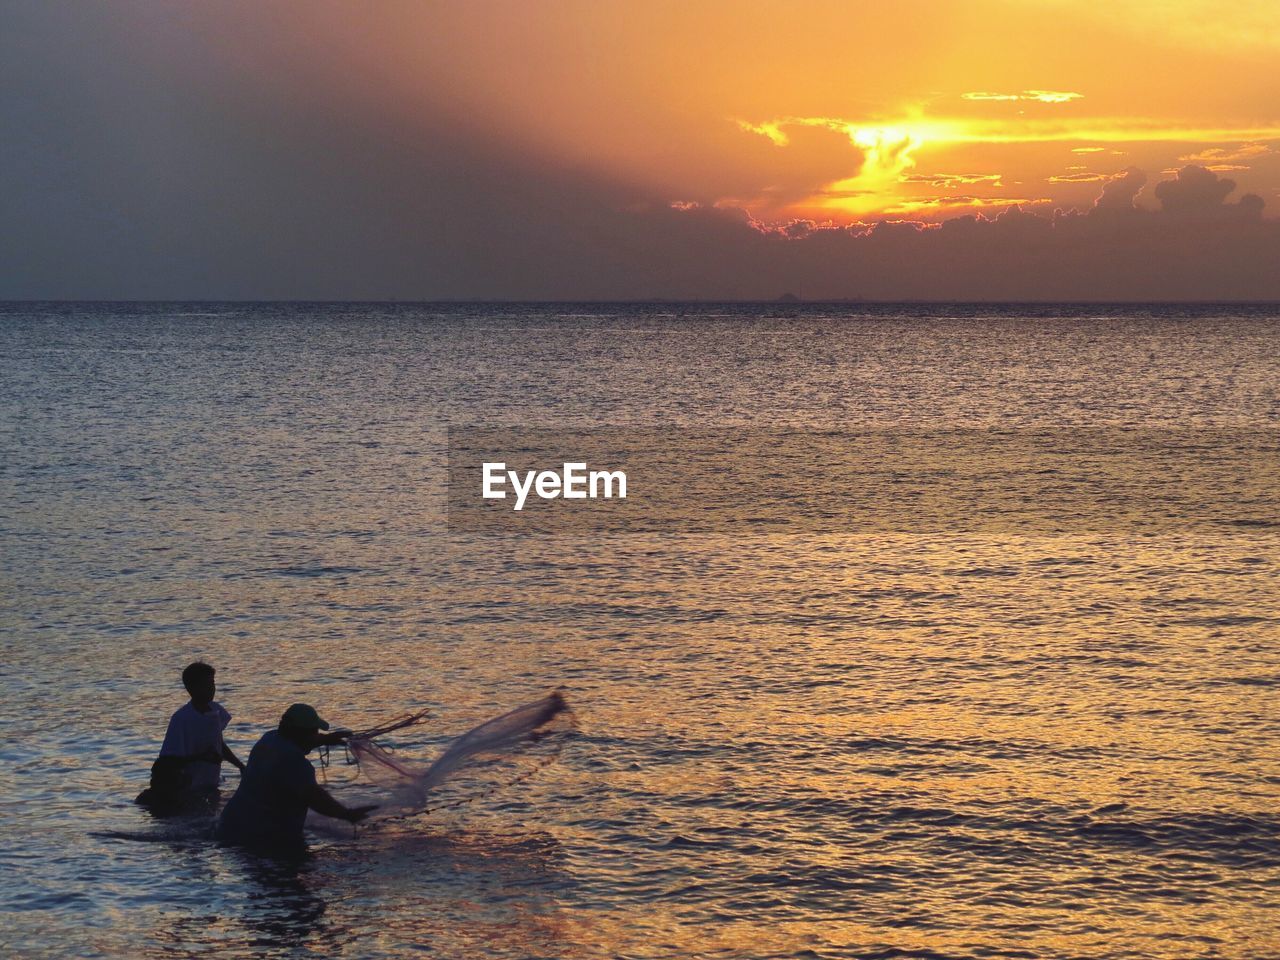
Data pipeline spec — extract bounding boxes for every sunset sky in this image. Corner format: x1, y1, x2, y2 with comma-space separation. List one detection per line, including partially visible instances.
349, 0, 1280, 223
3, 0, 1279, 299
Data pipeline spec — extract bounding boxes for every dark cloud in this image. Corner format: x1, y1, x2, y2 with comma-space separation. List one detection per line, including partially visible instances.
1153, 164, 1263, 219
617, 166, 1278, 300
730, 123, 867, 206
1093, 167, 1147, 211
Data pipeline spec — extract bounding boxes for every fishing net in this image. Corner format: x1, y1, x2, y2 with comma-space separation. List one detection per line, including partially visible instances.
340, 690, 575, 821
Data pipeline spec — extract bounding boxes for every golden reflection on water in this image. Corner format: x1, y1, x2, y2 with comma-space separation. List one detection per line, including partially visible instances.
18, 528, 1274, 958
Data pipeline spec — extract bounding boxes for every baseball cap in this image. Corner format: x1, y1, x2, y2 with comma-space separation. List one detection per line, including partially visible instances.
280, 703, 330, 730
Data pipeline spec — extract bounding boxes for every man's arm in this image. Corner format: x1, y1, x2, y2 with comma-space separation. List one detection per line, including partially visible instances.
222, 743, 245, 771
304, 783, 377, 823
318, 729, 353, 747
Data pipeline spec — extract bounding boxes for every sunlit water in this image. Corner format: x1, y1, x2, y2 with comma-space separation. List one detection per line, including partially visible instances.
1, 303, 1278, 959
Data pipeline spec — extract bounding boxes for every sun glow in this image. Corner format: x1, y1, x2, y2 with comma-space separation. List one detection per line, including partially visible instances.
734, 108, 1280, 222
827, 125, 926, 215
736, 116, 971, 217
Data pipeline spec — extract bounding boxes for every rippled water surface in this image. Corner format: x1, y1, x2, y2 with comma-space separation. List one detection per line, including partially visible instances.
2, 302, 1278, 959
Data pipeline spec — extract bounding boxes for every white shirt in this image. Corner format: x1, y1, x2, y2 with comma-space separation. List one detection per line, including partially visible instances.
159, 701, 231, 790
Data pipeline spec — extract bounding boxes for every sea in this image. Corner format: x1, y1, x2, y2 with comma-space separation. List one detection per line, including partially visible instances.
1, 302, 1277, 960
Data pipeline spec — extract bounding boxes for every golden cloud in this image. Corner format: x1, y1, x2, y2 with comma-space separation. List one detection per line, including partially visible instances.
900, 173, 1003, 187
890, 196, 1050, 211
962, 90, 1083, 103
1048, 172, 1113, 182
1178, 143, 1273, 164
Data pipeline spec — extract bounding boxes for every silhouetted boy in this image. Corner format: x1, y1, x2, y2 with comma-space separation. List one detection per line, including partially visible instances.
138, 661, 244, 809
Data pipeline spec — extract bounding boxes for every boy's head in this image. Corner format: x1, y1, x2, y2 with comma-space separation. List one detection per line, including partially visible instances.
181, 661, 216, 706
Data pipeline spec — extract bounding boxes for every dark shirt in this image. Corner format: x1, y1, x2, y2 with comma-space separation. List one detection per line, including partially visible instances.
215, 730, 316, 849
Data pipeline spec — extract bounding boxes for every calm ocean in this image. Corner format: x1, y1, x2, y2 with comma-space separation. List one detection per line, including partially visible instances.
1, 302, 1277, 959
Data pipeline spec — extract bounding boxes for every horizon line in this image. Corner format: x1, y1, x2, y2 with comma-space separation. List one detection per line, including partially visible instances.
4, 298, 1280, 307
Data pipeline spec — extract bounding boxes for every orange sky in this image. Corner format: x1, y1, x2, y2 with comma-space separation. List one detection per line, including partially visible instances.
307, 0, 1279, 225
6, 0, 1279, 299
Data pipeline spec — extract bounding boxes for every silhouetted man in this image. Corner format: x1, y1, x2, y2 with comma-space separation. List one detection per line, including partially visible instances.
215, 703, 375, 852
